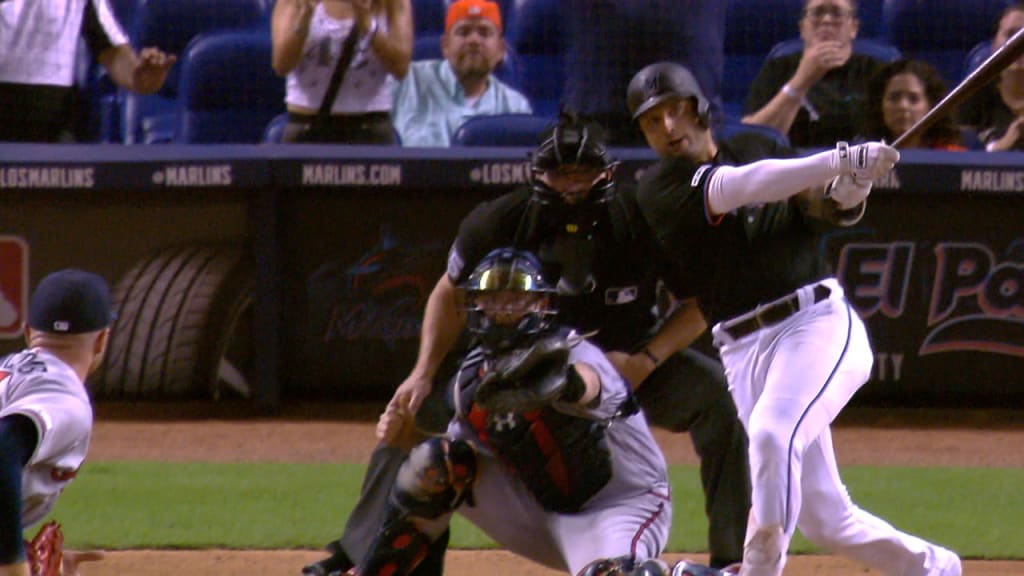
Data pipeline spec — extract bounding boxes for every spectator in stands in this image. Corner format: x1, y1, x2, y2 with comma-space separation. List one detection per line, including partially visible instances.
0, 0, 176, 143
859, 59, 967, 151
960, 2, 1024, 152
562, 0, 726, 146
272, 0, 413, 144
391, 0, 531, 147
743, 0, 884, 148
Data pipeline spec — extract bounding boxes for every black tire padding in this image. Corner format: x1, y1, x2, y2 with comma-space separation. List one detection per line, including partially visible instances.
95, 243, 251, 399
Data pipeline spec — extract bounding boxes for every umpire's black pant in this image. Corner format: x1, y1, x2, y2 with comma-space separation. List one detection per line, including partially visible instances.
329, 347, 750, 570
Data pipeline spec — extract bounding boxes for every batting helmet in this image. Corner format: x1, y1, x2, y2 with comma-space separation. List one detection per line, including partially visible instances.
627, 62, 710, 125
462, 248, 556, 351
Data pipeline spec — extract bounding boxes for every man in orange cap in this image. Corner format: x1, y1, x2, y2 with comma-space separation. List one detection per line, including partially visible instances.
392, 0, 532, 146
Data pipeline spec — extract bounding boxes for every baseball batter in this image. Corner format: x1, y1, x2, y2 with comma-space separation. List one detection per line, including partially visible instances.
350, 248, 691, 576
0, 269, 112, 576
628, 63, 962, 576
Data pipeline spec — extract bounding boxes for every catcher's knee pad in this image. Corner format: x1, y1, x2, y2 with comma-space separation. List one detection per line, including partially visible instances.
578, 556, 670, 576
392, 437, 478, 519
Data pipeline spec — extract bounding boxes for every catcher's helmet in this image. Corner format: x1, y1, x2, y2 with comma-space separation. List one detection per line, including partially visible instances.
463, 248, 556, 351
529, 111, 618, 207
627, 62, 710, 125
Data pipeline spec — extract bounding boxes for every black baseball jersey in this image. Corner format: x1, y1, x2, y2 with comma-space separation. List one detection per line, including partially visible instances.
638, 132, 833, 326
447, 187, 662, 352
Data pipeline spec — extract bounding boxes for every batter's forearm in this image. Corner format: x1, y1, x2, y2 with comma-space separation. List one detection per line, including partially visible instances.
706, 149, 840, 215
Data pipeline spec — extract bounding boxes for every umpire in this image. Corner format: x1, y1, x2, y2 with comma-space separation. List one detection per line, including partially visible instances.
303, 112, 750, 575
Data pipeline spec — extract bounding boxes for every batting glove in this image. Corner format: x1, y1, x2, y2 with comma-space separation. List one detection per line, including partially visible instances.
825, 173, 871, 210
834, 141, 900, 185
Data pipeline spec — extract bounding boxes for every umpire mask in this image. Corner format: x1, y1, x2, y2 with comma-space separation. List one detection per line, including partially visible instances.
528, 113, 619, 235
463, 248, 556, 352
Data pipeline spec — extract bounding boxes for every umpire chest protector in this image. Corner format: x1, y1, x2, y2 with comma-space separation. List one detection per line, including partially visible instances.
453, 342, 614, 513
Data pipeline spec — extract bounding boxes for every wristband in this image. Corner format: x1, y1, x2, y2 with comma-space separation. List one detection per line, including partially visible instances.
781, 83, 803, 102
641, 348, 660, 367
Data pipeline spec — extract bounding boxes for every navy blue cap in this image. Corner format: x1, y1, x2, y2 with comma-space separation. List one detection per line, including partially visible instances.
28, 269, 114, 334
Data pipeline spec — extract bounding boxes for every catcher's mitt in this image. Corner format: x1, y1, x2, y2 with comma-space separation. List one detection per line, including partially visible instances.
475, 333, 586, 413
25, 521, 63, 576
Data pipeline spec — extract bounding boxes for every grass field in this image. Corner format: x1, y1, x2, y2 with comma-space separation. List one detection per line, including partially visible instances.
45, 462, 1024, 560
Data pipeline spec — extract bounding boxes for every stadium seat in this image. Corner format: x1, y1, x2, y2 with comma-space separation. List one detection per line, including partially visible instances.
506, 0, 565, 118
722, 0, 804, 119
173, 30, 285, 144
882, 0, 1008, 86
713, 118, 791, 150
766, 37, 901, 62
119, 0, 269, 143
262, 112, 289, 144
412, 0, 446, 35
963, 40, 993, 80
412, 34, 521, 89
451, 113, 554, 146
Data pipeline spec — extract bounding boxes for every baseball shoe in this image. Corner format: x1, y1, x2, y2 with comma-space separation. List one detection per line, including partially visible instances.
671, 560, 730, 576
932, 548, 962, 576
301, 551, 353, 576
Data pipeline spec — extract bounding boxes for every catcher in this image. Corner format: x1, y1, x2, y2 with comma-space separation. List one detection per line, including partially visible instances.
1, 269, 110, 576
345, 248, 722, 576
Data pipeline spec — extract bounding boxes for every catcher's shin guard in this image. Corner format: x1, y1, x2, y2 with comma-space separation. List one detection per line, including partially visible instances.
353, 438, 478, 576
352, 516, 431, 576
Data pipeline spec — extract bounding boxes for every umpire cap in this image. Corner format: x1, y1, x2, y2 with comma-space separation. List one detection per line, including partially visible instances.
29, 269, 114, 334
627, 62, 710, 123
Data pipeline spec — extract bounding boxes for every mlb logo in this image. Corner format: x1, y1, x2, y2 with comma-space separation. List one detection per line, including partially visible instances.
0, 236, 29, 339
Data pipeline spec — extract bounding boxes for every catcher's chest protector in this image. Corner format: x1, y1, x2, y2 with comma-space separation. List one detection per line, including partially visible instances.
456, 352, 613, 513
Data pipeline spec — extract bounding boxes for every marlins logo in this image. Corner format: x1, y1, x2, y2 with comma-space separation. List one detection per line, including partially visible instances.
644, 73, 665, 100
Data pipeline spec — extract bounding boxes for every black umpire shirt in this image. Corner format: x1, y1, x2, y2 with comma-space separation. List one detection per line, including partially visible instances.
446, 186, 663, 353
637, 131, 835, 326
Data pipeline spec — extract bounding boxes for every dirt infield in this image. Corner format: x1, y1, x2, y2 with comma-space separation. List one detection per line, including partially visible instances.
79, 403, 1024, 576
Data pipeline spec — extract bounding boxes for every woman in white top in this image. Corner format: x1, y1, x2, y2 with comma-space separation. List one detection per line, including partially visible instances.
272, 0, 412, 144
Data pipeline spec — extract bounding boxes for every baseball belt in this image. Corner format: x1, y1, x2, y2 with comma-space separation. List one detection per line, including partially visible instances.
721, 284, 831, 340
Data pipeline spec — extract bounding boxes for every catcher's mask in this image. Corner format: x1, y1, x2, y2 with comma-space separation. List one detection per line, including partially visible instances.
462, 248, 556, 351
529, 112, 619, 213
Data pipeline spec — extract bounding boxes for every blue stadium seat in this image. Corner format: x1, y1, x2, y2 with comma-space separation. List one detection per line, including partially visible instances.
722, 0, 804, 120
766, 37, 901, 62
412, 34, 521, 89
262, 112, 289, 144
882, 0, 1008, 86
451, 113, 554, 146
173, 30, 285, 143
412, 0, 446, 35
713, 119, 791, 150
963, 40, 993, 80
506, 0, 564, 118
119, 0, 269, 143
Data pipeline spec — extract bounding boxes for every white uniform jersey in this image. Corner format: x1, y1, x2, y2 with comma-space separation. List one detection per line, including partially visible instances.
0, 0, 128, 87
0, 348, 93, 527
285, 2, 395, 114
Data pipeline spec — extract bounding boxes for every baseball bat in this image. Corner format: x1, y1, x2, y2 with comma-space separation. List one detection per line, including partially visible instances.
892, 27, 1024, 149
